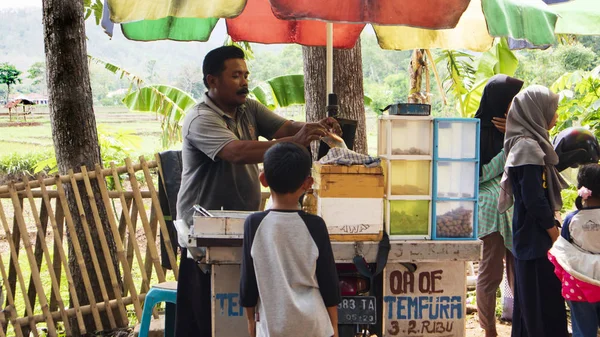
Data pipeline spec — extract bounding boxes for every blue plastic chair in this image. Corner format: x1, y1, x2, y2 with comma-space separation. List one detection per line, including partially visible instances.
139, 281, 178, 337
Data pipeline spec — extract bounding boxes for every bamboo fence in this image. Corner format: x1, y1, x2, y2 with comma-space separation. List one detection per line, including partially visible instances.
0, 155, 179, 337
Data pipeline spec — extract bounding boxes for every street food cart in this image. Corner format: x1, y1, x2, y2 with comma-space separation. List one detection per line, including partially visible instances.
189, 113, 482, 337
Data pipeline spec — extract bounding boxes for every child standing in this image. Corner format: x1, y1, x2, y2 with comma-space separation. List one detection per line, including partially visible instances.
550, 163, 600, 337
240, 142, 341, 337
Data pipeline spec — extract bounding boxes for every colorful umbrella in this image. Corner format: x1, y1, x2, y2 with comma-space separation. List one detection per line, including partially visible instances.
547, 0, 600, 35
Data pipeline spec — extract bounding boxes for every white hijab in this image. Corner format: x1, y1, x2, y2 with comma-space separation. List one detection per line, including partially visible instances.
499, 85, 568, 213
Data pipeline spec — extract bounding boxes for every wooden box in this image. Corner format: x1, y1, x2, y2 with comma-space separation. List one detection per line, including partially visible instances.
312, 163, 385, 198
312, 163, 385, 241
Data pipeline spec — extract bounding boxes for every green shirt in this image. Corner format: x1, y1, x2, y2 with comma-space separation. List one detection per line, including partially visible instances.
478, 149, 513, 251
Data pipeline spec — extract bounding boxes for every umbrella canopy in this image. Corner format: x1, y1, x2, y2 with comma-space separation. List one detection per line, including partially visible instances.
106, 0, 557, 52
547, 0, 600, 35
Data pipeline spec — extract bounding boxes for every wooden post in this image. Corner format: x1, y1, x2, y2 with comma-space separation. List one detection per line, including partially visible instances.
38, 177, 86, 334
110, 162, 150, 299
54, 177, 104, 331
24, 199, 48, 317
8, 184, 56, 336
22, 176, 71, 335
66, 170, 117, 329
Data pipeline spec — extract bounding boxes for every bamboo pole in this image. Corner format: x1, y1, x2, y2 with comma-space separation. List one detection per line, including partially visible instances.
125, 158, 166, 283
54, 177, 104, 331
6, 197, 22, 313
0, 294, 146, 328
0, 253, 24, 337
117, 197, 132, 243
91, 164, 142, 320
143, 208, 159, 294
110, 162, 150, 299
0, 161, 157, 195
0, 190, 152, 200
140, 156, 178, 279
66, 170, 117, 329
8, 184, 56, 336
21, 176, 71, 336
80, 167, 129, 325
48, 198, 65, 313
0, 197, 38, 336
37, 177, 86, 334
425, 49, 447, 105
25, 199, 49, 316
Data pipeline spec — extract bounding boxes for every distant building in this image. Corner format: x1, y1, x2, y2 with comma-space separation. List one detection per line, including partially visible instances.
8, 93, 48, 105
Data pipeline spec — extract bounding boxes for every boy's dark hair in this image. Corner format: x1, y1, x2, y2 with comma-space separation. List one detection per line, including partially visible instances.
203, 46, 245, 88
263, 142, 312, 194
576, 163, 600, 209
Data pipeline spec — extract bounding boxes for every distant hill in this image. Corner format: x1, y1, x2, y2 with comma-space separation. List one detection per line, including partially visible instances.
0, 7, 287, 82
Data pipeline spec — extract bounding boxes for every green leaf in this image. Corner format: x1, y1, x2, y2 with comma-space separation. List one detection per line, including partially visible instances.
122, 85, 197, 147
267, 74, 305, 107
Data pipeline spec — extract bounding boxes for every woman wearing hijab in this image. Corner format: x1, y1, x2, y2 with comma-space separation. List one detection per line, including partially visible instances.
474, 75, 523, 337
499, 85, 569, 337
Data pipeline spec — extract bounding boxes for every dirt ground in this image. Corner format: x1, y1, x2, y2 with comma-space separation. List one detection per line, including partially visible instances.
465, 314, 512, 337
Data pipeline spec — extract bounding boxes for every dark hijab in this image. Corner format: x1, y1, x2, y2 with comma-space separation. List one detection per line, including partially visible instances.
474, 74, 524, 173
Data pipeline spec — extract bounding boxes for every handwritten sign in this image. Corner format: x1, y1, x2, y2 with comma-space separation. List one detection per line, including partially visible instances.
383, 262, 466, 337
212, 265, 249, 337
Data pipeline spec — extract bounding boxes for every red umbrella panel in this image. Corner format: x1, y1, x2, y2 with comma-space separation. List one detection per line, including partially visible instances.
226, 0, 365, 48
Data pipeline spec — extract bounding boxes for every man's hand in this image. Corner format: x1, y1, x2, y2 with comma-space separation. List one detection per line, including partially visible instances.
292, 123, 328, 146
492, 115, 507, 133
318, 117, 342, 136
547, 226, 560, 243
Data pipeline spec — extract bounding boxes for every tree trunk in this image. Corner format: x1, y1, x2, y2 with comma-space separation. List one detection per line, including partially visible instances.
42, 0, 125, 334
302, 39, 367, 154
6, 84, 10, 104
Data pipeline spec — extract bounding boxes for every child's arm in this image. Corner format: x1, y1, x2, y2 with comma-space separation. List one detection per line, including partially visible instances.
245, 307, 257, 337
326, 306, 339, 337
240, 215, 259, 336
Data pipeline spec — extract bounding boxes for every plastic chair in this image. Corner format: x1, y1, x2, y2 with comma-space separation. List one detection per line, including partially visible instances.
139, 281, 178, 337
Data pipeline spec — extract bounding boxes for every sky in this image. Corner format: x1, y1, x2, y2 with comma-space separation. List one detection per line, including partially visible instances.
0, 0, 40, 8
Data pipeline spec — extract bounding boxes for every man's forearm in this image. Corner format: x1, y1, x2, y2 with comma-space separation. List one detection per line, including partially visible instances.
217, 137, 295, 164
273, 120, 305, 139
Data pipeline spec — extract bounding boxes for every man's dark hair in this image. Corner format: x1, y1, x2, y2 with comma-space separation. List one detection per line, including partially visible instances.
576, 163, 600, 209
263, 142, 312, 194
203, 46, 245, 88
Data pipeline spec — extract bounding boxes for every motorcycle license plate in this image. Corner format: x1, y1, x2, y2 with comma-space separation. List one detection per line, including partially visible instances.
337, 296, 377, 325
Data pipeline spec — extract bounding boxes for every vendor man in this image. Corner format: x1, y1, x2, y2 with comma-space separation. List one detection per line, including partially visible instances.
175, 46, 340, 337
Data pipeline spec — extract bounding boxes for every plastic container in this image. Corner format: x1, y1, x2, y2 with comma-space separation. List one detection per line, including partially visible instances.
436, 120, 477, 159
378, 116, 432, 156
383, 160, 431, 196
433, 201, 476, 239
435, 161, 476, 199
388, 200, 430, 236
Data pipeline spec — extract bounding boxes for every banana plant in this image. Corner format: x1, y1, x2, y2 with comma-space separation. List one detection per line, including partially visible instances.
436, 38, 519, 117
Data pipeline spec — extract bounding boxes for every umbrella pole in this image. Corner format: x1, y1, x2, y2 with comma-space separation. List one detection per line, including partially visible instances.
326, 22, 333, 96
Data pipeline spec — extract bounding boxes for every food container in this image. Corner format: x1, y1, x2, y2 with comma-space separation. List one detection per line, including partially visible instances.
435, 161, 477, 199
383, 159, 431, 196
435, 120, 478, 159
387, 200, 430, 238
432, 201, 477, 240
378, 116, 433, 157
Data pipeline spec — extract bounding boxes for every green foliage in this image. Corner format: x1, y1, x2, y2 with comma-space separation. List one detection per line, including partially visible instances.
122, 85, 197, 147
436, 38, 519, 117
0, 62, 22, 101
27, 61, 46, 86
0, 150, 53, 177
551, 65, 600, 138
250, 74, 305, 109
223, 35, 255, 60
554, 43, 598, 72
33, 125, 142, 175
83, 0, 104, 25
